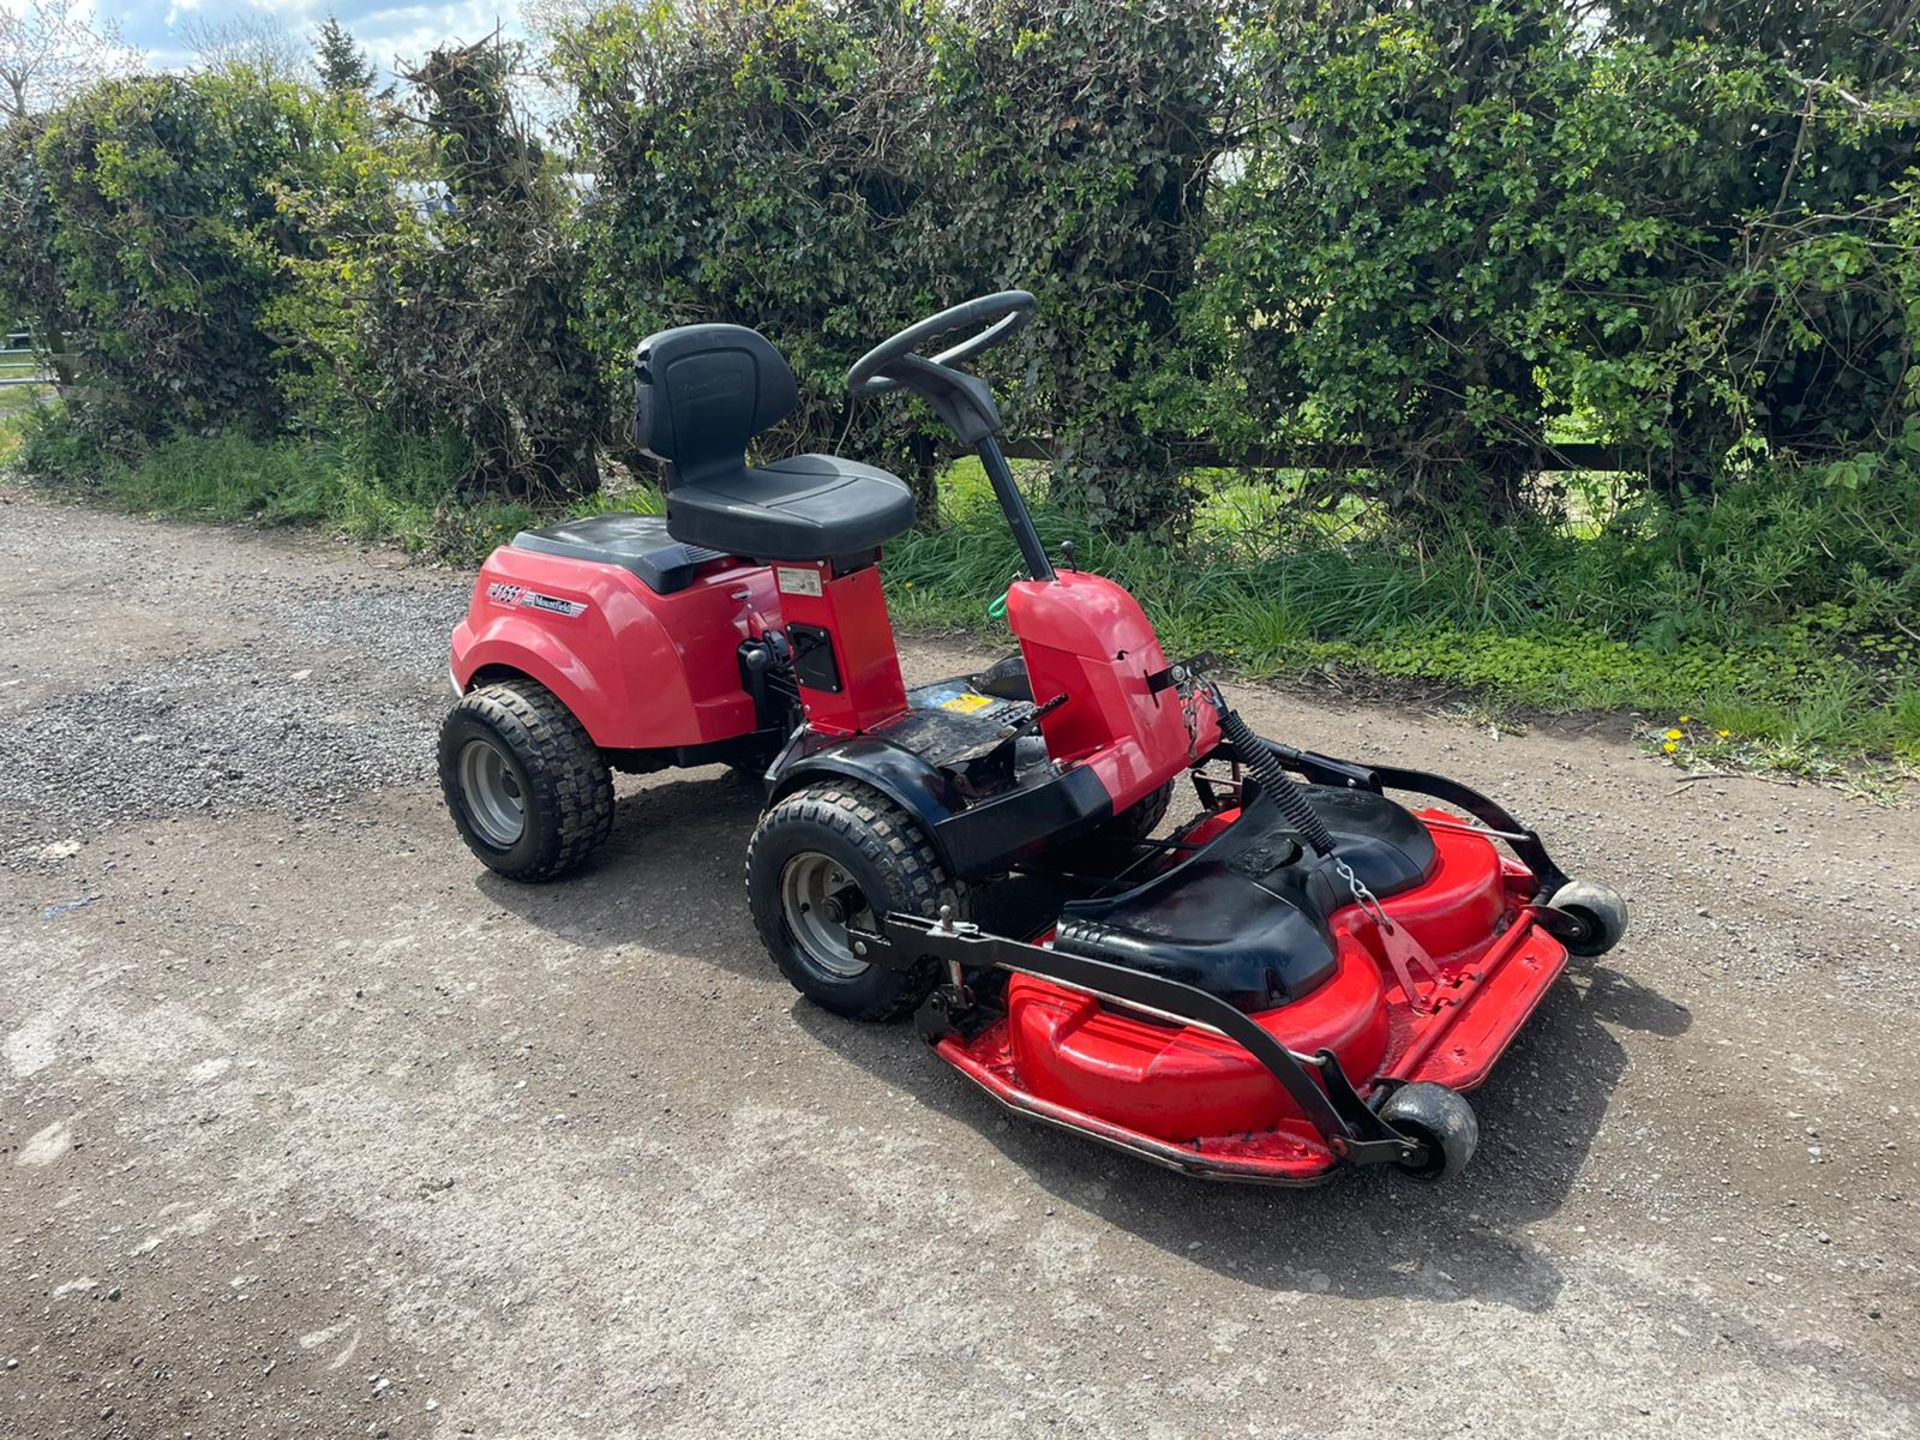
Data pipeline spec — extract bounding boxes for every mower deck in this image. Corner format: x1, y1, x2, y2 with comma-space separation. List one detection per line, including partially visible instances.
907, 809, 1572, 1183
934, 907, 1567, 1183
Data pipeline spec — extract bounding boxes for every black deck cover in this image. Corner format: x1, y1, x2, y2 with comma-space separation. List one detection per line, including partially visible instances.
1052, 786, 1438, 1012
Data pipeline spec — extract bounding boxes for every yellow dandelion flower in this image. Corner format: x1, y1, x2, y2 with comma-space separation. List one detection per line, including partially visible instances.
1678, 714, 1692, 723
1665, 728, 1683, 741
1716, 728, 1730, 739
1662, 741, 1678, 754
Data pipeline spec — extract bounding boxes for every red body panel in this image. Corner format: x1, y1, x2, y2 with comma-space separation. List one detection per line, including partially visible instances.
935, 811, 1568, 1182
455, 538, 1216, 798
1006, 571, 1220, 812
450, 545, 779, 749
772, 561, 909, 734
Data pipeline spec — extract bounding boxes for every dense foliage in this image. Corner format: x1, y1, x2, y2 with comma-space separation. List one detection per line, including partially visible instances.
560, 0, 950, 503
361, 42, 603, 498
557, 0, 1223, 524
0, 3, 1916, 754
1206, 1, 1920, 511
4, 3, 1915, 516
5, 68, 339, 438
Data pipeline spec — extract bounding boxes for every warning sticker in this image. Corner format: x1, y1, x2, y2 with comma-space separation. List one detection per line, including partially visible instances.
774, 566, 824, 598
938, 691, 995, 714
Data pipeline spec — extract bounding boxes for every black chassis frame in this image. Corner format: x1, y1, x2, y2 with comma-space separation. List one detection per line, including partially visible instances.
851, 734, 1582, 1175
763, 714, 1115, 882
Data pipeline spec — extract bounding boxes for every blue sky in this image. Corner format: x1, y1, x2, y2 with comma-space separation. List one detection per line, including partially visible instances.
98, 0, 527, 82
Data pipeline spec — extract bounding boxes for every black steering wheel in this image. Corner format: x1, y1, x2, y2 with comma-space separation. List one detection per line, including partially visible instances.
846, 290, 1036, 397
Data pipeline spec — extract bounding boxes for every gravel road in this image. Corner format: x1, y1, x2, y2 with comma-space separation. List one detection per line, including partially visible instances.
2, 487, 1917, 1439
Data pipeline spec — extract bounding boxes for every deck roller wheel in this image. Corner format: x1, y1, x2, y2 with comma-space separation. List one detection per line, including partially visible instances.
1378, 1082, 1479, 1182
1548, 879, 1629, 957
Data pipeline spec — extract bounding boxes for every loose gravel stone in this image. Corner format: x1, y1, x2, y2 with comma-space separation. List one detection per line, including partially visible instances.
3, 486, 1918, 1440
0, 500, 464, 865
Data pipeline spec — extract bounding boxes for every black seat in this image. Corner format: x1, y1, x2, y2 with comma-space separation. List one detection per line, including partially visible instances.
634, 324, 916, 563
511, 513, 725, 594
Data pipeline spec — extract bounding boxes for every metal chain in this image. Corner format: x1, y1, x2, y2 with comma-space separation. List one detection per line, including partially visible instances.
1339, 857, 1443, 1012
1334, 858, 1393, 932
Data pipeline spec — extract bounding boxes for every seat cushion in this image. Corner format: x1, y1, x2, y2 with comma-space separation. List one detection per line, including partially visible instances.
511, 513, 726, 594
664, 453, 916, 562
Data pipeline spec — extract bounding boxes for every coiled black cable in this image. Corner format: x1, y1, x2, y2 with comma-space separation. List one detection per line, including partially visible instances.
1207, 687, 1339, 858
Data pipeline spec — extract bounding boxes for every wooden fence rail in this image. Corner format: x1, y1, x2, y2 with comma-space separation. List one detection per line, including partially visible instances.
1000, 438, 1644, 474
1, 330, 56, 388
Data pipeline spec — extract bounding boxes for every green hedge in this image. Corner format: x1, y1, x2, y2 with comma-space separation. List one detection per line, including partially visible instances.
3, 70, 344, 438
3, 6, 1915, 525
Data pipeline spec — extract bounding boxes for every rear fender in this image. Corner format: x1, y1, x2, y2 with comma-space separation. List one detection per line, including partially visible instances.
449, 542, 770, 750
767, 735, 1113, 882
454, 612, 624, 740
769, 737, 964, 868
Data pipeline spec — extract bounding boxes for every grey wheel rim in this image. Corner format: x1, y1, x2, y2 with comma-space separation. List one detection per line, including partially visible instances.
781, 852, 872, 979
459, 738, 525, 848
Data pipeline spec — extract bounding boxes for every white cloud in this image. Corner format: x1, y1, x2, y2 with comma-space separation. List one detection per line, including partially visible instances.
100, 0, 525, 83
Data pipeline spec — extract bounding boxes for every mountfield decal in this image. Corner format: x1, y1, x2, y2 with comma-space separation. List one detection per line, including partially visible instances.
487, 582, 588, 618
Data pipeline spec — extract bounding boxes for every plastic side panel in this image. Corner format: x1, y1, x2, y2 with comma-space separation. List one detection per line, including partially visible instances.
775, 561, 907, 734
450, 545, 776, 749
1005, 571, 1219, 811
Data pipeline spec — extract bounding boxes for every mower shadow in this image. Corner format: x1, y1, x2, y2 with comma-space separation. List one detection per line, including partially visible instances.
790, 947, 1690, 1314
479, 773, 1694, 1313
474, 770, 773, 981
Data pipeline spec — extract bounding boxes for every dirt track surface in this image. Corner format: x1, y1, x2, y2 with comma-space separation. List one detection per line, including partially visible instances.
2, 487, 1917, 1439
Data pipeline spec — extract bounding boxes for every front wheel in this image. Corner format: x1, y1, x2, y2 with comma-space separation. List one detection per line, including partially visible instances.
746, 781, 968, 1021
438, 679, 615, 881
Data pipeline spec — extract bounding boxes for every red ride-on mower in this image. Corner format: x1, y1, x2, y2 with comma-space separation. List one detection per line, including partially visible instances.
439, 291, 1628, 1184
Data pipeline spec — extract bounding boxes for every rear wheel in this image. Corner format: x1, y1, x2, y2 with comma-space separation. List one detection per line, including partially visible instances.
439, 679, 614, 881
1053, 778, 1176, 870
1103, 778, 1174, 841
746, 781, 967, 1021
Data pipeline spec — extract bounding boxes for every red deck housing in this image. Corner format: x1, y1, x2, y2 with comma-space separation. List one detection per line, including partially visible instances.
934, 811, 1568, 1182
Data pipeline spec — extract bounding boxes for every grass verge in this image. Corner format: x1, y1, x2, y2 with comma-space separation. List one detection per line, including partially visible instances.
884, 461, 1920, 774
6, 407, 1916, 776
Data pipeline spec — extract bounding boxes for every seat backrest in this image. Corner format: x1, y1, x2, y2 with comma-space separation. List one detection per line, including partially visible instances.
634, 324, 797, 488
